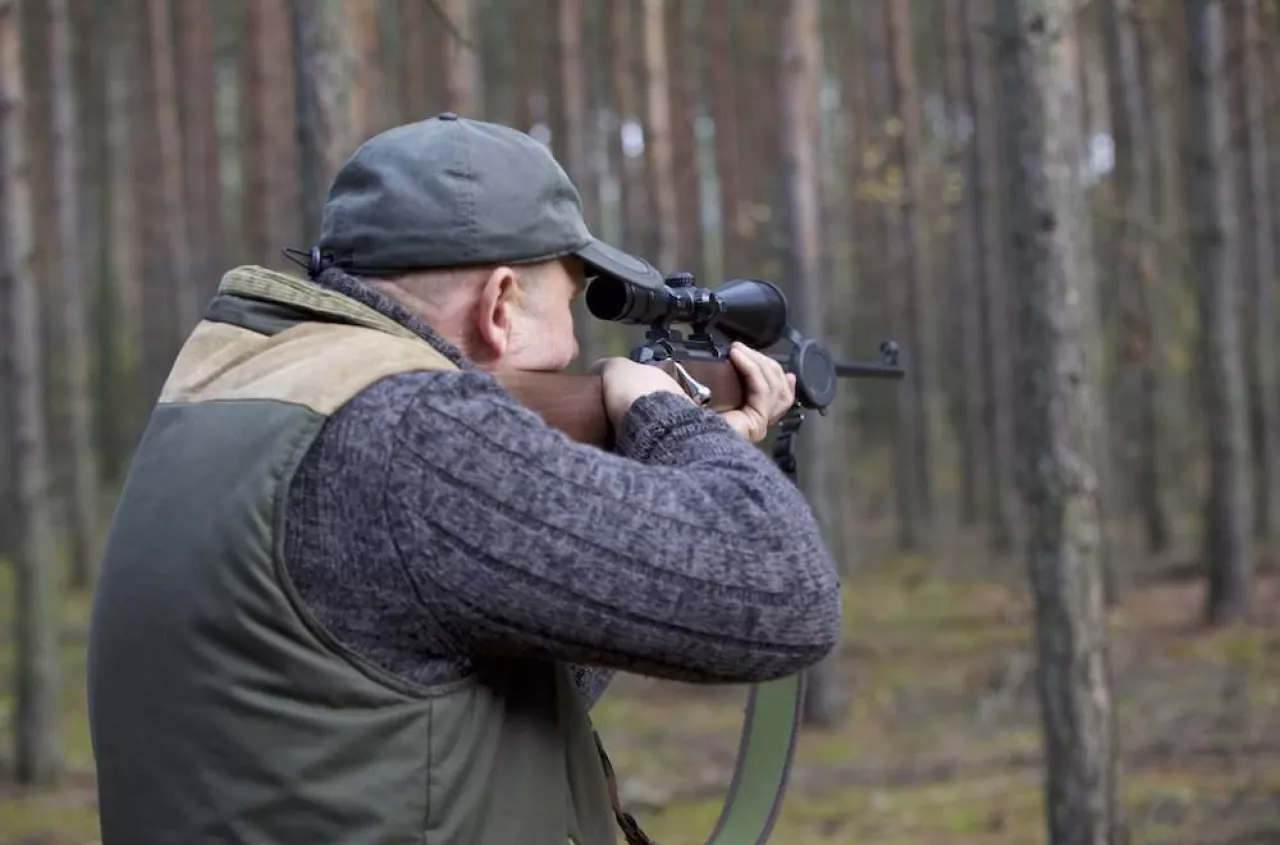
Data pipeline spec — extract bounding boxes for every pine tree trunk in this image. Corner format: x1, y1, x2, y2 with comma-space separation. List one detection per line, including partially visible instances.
1, 0, 62, 784
884, 0, 936, 552
705, 0, 740, 277
244, 0, 301, 268
146, 0, 196, 336
994, 0, 1119, 841
1239, 0, 1278, 541
1101, 0, 1170, 556
441, 0, 480, 115
642, 0, 678, 273
49, 0, 99, 590
1184, 0, 1254, 624
178, 0, 224, 296
969, 0, 1020, 554
781, 0, 844, 729
607, 0, 645, 256
945, 0, 986, 527
293, 0, 353, 243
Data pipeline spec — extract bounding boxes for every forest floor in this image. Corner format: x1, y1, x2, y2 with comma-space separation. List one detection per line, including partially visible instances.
0, 521, 1275, 844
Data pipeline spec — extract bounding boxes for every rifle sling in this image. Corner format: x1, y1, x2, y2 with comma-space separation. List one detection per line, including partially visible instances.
595, 673, 805, 845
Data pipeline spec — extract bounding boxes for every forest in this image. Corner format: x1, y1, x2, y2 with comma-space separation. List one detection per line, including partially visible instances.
0, 0, 1278, 843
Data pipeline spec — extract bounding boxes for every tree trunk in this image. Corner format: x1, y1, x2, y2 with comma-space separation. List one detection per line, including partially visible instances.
706, 0, 740, 278
441, 0, 481, 116
994, 0, 1119, 842
781, 0, 843, 729
642, 0, 678, 274
1238, 0, 1278, 541
178, 0, 224, 296
884, 0, 936, 552
1184, 0, 1255, 624
962, 0, 1019, 554
48, 0, 99, 590
945, 0, 986, 527
607, 0, 645, 256
293, 0, 353, 243
243, 0, 302, 268
147, 0, 196, 336
1, 0, 62, 784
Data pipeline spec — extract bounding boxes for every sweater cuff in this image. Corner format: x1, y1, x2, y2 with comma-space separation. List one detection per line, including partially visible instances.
615, 391, 734, 463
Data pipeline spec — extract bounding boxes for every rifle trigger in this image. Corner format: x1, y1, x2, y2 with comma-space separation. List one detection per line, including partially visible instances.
670, 361, 712, 406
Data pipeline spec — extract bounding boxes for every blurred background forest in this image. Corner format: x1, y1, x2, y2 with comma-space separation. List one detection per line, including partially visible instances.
1, 0, 1279, 843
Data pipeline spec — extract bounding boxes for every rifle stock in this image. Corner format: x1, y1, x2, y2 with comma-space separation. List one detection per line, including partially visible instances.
497, 360, 745, 447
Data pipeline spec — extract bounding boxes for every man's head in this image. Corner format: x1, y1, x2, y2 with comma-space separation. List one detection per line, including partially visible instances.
313, 113, 664, 373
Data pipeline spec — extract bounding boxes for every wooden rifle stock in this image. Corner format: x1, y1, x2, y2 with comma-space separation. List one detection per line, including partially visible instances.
497, 360, 745, 447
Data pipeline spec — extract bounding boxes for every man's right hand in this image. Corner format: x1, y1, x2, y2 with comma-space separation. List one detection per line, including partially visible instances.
591, 358, 692, 431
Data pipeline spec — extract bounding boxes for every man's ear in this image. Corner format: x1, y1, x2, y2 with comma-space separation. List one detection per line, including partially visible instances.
473, 265, 520, 359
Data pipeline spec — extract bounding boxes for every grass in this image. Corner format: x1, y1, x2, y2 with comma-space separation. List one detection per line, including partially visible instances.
0, 532, 1276, 845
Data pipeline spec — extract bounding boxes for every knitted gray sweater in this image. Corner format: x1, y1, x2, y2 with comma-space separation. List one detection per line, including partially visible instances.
281, 269, 841, 706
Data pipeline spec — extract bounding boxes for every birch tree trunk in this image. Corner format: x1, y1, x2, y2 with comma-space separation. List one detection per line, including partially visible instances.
49, 0, 99, 590
994, 0, 1119, 841
1, 0, 62, 784
1184, 0, 1254, 624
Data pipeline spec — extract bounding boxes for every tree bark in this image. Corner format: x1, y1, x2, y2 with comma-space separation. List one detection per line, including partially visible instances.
1, 0, 62, 784
243, 0, 302, 268
49, 0, 99, 590
1101, 0, 1170, 556
945, 0, 986, 527
1184, 0, 1255, 624
781, 0, 843, 729
705, 0, 740, 278
964, 0, 1020, 553
441, 0, 481, 116
293, 0, 353, 243
146, 0, 197, 336
178, 0, 224, 295
993, 0, 1119, 842
1237, 0, 1278, 541
642, 0, 678, 274
884, 0, 936, 552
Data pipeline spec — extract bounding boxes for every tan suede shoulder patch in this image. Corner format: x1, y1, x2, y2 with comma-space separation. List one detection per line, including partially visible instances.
159, 320, 457, 415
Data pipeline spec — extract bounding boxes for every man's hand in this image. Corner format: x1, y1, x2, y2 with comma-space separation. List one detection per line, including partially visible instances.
592, 357, 692, 432
720, 342, 797, 443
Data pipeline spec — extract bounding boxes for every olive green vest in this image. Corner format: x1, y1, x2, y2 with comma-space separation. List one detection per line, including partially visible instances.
87, 266, 619, 845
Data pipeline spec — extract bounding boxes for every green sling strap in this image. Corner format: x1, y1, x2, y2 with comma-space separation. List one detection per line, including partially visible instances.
598, 670, 805, 845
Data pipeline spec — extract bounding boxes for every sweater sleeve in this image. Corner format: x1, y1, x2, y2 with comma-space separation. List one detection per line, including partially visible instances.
383, 370, 842, 684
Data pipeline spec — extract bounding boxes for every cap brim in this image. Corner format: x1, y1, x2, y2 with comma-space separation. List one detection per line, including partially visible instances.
574, 238, 667, 290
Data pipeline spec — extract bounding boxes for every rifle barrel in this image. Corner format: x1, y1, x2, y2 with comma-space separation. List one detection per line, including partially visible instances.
766, 354, 906, 380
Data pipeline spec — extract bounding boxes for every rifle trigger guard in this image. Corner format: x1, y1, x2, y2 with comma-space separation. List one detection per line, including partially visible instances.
670, 360, 712, 406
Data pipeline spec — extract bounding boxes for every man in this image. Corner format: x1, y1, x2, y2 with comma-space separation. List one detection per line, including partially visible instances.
87, 113, 840, 845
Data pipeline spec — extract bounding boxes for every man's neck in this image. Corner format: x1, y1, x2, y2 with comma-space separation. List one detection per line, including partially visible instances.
309, 268, 472, 370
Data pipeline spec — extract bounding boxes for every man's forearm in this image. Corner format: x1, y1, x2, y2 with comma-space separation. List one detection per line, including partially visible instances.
389, 379, 842, 684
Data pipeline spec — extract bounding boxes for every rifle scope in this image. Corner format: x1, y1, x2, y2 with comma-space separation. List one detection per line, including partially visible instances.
585, 273, 788, 350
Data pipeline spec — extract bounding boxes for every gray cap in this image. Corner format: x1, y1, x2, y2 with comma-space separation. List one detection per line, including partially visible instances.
316, 112, 666, 289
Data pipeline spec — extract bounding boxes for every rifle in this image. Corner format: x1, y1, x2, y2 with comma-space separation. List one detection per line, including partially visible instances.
499, 271, 905, 845
497, 272, 905, 448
